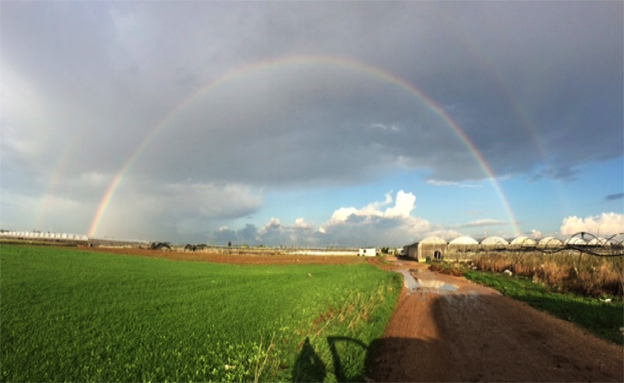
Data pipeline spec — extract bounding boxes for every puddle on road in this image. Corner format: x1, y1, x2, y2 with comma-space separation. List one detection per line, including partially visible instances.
414, 278, 459, 292
401, 271, 459, 293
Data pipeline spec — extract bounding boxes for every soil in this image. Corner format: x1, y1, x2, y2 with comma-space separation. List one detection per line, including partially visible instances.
80, 247, 623, 381
78, 246, 367, 265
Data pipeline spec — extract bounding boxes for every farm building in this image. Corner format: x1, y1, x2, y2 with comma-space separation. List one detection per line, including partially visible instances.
399, 233, 617, 263
0, 231, 89, 246
480, 236, 509, 249
403, 243, 417, 259
404, 236, 448, 262
565, 237, 587, 246
358, 248, 377, 257
510, 236, 537, 247
537, 237, 563, 248
447, 236, 479, 260
588, 237, 607, 246
449, 236, 479, 246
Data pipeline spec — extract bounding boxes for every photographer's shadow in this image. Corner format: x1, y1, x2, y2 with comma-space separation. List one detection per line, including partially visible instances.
292, 337, 326, 382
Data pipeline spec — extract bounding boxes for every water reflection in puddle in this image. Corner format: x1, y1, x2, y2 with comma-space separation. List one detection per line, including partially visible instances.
400, 270, 460, 293
414, 278, 459, 292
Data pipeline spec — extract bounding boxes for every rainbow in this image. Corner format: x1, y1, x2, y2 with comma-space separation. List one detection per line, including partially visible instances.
88, 55, 522, 236
36, 137, 78, 229
457, 35, 568, 220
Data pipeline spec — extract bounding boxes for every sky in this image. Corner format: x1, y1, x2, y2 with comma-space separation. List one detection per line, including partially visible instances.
2, 1, 623, 247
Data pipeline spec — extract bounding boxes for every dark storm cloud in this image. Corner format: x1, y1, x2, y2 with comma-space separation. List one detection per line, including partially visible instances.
267, 2, 623, 180
2, 1, 621, 238
604, 193, 624, 202
5, 2, 621, 182
529, 166, 581, 182
207, 220, 319, 247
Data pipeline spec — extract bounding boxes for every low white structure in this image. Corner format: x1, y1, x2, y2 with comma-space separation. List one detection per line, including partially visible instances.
480, 236, 509, 252
448, 236, 479, 260
510, 236, 537, 247
537, 237, 563, 248
404, 236, 448, 262
448, 236, 479, 261
0, 231, 90, 244
481, 236, 509, 246
565, 237, 587, 246
587, 237, 606, 246
358, 248, 377, 257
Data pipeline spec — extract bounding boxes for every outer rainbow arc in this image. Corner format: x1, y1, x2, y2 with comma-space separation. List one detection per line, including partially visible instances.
88, 55, 521, 237
35, 137, 78, 229
451, 30, 569, 224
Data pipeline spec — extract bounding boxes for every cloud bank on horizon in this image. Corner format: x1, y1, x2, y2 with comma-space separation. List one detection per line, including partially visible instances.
1, 2, 622, 245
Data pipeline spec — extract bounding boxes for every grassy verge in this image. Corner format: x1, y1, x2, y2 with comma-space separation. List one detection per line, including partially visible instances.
1, 245, 401, 382
463, 269, 623, 344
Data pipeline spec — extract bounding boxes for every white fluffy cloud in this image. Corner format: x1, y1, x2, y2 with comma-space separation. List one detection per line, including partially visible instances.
207, 191, 433, 247
293, 217, 313, 230
318, 190, 431, 246
325, 191, 415, 226
560, 213, 624, 237
530, 229, 542, 239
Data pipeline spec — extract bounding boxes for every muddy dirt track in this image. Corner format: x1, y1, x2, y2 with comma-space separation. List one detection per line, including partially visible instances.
369, 260, 623, 382
83, 247, 623, 381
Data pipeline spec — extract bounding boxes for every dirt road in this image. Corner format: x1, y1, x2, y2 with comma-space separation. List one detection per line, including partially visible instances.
368, 259, 623, 382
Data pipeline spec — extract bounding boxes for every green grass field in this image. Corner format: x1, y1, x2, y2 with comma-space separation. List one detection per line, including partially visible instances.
1, 245, 401, 382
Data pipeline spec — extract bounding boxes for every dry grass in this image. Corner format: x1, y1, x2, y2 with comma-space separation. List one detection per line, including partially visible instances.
471, 251, 624, 297
428, 263, 465, 277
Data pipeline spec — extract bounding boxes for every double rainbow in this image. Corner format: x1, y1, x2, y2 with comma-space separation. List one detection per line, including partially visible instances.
88, 55, 522, 236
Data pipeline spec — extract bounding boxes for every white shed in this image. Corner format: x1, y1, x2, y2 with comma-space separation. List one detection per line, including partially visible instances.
587, 237, 606, 246
565, 237, 587, 246
510, 236, 537, 247
448, 236, 479, 260
481, 236, 509, 248
358, 248, 377, 257
405, 237, 448, 262
537, 237, 563, 248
